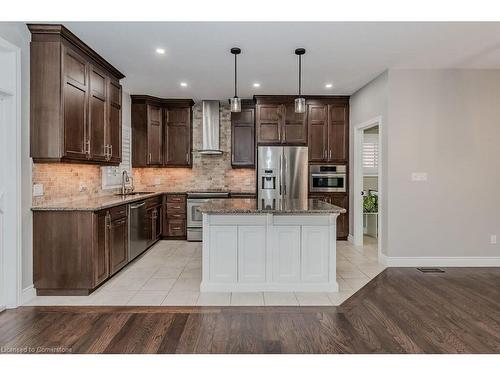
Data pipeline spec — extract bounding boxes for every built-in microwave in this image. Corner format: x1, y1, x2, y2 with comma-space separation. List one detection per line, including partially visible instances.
309, 165, 347, 193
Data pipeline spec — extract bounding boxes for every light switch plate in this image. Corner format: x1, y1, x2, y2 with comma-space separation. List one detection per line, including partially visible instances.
33, 183, 44, 197
490, 235, 497, 245
411, 172, 428, 182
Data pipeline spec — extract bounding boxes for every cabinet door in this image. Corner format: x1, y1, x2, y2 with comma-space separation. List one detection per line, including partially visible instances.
109, 216, 128, 275
164, 107, 191, 166
308, 104, 328, 162
147, 104, 163, 165
231, 108, 255, 167
256, 104, 281, 144
155, 205, 162, 240
94, 211, 110, 287
238, 226, 266, 283
108, 80, 122, 164
328, 105, 348, 162
272, 226, 301, 282
209, 226, 237, 283
145, 208, 154, 244
330, 194, 349, 239
62, 46, 89, 160
89, 66, 107, 162
301, 226, 329, 282
282, 103, 307, 145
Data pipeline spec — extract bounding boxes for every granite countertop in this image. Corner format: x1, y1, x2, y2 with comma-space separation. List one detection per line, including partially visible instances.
198, 198, 346, 215
31, 192, 163, 211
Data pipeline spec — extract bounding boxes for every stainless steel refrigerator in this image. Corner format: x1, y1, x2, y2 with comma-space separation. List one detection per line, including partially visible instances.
257, 146, 308, 207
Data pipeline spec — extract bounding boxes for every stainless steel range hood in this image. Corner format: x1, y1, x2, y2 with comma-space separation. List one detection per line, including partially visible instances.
199, 100, 223, 155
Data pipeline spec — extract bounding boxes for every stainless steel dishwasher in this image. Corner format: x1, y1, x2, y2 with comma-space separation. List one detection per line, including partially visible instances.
128, 201, 149, 261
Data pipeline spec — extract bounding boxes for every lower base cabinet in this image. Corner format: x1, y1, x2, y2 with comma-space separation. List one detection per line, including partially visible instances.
272, 226, 301, 283
109, 215, 129, 275
309, 193, 349, 239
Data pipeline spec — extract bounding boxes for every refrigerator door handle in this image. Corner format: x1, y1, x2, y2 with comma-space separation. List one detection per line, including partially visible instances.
283, 155, 287, 196
279, 153, 283, 195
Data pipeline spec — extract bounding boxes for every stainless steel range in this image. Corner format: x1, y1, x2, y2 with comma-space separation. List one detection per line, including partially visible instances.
187, 191, 230, 241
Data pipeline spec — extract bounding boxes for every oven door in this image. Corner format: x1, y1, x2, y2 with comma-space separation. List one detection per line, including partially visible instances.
310, 173, 346, 192
187, 199, 209, 228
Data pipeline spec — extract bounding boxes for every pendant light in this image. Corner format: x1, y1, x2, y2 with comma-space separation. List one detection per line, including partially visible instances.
294, 48, 306, 113
230, 47, 241, 112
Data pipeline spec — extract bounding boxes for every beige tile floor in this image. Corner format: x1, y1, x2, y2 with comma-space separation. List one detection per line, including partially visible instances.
24, 236, 384, 307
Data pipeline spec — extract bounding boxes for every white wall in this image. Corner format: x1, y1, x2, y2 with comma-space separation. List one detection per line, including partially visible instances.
0, 23, 32, 289
349, 71, 388, 253
387, 69, 500, 259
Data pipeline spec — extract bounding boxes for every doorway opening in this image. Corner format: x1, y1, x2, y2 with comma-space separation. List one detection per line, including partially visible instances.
353, 116, 383, 262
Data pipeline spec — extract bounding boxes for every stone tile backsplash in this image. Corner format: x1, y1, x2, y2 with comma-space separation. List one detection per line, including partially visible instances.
32, 101, 256, 205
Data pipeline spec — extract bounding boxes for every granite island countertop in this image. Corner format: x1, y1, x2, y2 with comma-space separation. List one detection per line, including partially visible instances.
31, 192, 164, 211
198, 198, 346, 215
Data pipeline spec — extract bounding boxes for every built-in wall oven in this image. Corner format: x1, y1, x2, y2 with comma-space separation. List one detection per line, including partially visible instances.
187, 192, 230, 241
309, 165, 347, 193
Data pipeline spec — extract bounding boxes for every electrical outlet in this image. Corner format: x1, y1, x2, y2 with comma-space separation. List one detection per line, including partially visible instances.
490, 235, 497, 245
33, 183, 44, 197
411, 172, 428, 182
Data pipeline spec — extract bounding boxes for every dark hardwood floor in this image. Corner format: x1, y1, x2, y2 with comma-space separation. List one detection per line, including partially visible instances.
1, 267, 500, 353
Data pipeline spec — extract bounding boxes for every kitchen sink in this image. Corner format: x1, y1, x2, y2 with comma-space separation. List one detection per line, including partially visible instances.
114, 191, 152, 196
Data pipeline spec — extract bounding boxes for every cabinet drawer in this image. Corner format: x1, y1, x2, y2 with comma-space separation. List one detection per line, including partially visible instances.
166, 219, 186, 237
166, 194, 186, 204
166, 202, 186, 214
166, 210, 186, 220
109, 205, 127, 220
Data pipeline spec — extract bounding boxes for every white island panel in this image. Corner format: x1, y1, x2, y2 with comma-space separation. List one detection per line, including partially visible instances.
201, 212, 339, 293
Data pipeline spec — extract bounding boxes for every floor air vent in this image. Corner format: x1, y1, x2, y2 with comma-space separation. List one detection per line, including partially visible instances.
417, 267, 445, 273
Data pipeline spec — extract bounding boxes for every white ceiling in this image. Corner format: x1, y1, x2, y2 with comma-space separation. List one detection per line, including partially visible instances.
64, 22, 500, 100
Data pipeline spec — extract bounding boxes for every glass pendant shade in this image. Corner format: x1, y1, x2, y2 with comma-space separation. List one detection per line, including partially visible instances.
230, 96, 241, 112
295, 97, 306, 114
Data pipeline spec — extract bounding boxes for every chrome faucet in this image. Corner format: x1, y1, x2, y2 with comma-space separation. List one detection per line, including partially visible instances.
121, 170, 134, 195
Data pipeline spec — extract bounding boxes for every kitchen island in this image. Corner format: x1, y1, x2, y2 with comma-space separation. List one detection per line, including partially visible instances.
198, 198, 346, 293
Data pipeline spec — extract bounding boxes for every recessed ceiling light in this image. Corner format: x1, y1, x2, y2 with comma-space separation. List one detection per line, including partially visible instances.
325, 83, 333, 88
253, 83, 261, 88
180, 82, 188, 87
156, 48, 165, 55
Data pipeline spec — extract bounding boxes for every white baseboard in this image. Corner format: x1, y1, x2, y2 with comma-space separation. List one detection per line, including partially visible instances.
200, 281, 339, 293
383, 256, 500, 267
347, 234, 354, 244
20, 284, 36, 306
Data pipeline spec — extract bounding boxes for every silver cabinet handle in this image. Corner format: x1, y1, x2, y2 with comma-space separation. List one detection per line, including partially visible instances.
329, 149, 332, 159
149, 153, 152, 163
85, 140, 91, 157
283, 156, 287, 196
130, 202, 145, 209
109, 144, 113, 159
279, 153, 283, 195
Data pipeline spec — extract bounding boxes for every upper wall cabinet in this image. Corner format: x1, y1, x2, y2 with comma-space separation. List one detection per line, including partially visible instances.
231, 100, 255, 168
29, 24, 125, 165
307, 98, 349, 163
255, 96, 307, 146
131, 96, 194, 168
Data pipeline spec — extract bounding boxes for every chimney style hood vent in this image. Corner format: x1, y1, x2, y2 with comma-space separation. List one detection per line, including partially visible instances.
199, 100, 223, 155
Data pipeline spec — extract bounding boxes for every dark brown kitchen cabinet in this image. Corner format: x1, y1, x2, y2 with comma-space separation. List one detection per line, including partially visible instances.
29, 24, 125, 165
164, 101, 193, 167
108, 80, 122, 164
255, 96, 307, 145
231, 103, 255, 168
109, 214, 128, 275
309, 193, 349, 239
147, 205, 162, 243
148, 104, 163, 165
131, 96, 194, 168
34, 204, 127, 296
94, 211, 110, 286
163, 194, 187, 239
307, 99, 349, 163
